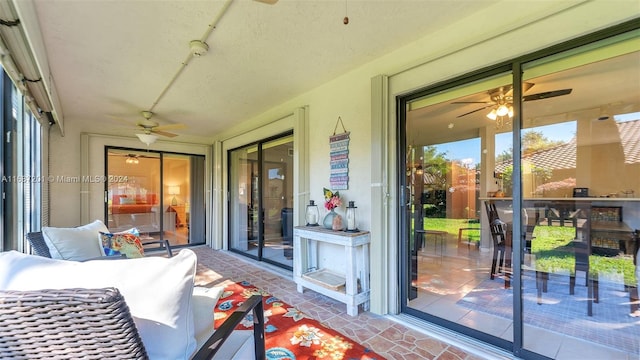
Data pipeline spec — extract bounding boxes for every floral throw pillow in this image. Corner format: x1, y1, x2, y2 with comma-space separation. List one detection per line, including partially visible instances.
99, 231, 145, 258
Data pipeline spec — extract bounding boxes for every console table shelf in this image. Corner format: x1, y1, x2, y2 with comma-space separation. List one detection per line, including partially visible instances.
293, 226, 370, 316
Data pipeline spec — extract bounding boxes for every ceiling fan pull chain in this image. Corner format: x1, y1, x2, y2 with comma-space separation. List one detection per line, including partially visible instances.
343, 0, 349, 25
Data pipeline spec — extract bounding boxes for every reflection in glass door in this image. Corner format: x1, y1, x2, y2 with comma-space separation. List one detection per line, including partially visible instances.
400, 31, 640, 359
229, 145, 259, 258
229, 134, 294, 269
401, 74, 514, 350
519, 47, 640, 358
262, 137, 294, 266
106, 150, 161, 239
163, 153, 196, 246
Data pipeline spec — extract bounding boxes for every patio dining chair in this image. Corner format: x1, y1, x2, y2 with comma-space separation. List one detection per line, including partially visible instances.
485, 201, 500, 223
485, 201, 512, 287
544, 203, 579, 227
569, 238, 598, 316
0, 287, 265, 360
487, 218, 511, 289
26, 231, 173, 259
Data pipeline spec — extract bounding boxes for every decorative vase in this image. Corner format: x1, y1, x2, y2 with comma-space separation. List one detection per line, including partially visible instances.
332, 213, 344, 231
323, 209, 338, 230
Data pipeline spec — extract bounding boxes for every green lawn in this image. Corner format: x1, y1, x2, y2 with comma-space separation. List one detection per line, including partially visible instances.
418, 218, 636, 285
531, 226, 636, 285
421, 218, 481, 243
531, 226, 576, 273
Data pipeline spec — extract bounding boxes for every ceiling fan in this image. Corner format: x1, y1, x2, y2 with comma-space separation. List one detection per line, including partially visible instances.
110, 152, 157, 164
453, 83, 573, 120
123, 111, 187, 145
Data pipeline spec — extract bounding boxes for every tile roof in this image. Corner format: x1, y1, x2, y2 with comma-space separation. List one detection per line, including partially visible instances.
496, 119, 640, 171
619, 119, 640, 164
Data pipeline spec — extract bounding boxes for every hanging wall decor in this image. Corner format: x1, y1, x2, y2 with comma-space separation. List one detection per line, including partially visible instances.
329, 117, 349, 190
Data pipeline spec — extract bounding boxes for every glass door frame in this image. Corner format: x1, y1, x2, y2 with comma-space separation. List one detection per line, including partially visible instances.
397, 64, 518, 353
396, 19, 639, 359
228, 141, 262, 262
103, 146, 206, 248
227, 131, 294, 271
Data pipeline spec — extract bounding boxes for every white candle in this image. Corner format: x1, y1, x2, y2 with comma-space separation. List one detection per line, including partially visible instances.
347, 212, 355, 230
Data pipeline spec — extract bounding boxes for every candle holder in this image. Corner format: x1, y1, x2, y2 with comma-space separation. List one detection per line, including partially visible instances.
345, 201, 359, 232
305, 200, 320, 226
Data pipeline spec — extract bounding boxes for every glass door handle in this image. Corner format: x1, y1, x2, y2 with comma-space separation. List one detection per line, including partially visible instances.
401, 185, 412, 206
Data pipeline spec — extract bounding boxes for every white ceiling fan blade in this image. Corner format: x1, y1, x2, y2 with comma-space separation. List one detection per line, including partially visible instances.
109, 109, 186, 140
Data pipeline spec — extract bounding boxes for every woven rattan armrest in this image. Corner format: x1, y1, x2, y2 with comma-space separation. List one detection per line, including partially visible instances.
0, 288, 263, 360
25, 231, 52, 258
0, 288, 148, 360
192, 294, 266, 360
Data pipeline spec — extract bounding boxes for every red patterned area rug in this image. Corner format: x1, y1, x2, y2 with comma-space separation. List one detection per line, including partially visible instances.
213, 281, 385, 360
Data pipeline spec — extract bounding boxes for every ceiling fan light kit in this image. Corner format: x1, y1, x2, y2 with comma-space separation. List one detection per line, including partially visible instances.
496, 104, 510, 117
486, 109, 498, 120
125, 155, 139, 164
136, 133, 159, 146
454, 82, 572, 129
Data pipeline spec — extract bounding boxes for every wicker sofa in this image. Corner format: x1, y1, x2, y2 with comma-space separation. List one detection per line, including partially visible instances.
0, 249, 265, 359
0, 288, 264, 360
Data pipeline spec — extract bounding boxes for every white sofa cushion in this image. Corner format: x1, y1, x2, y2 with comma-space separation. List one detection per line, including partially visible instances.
192, 285, 224, 350
41, 219, 108, 260
0, 249, 197, 360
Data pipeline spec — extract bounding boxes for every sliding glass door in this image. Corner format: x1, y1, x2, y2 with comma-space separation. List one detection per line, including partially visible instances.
228, 133, 294, 269
398, 28, 639, 359
229, 145, 258, 257
105, 148, 206, 246
106, 150, 161, 238
401, 73, 514, 350
517, 38, 639, 359
262, 137, 294, 265
1, 73, 44, 252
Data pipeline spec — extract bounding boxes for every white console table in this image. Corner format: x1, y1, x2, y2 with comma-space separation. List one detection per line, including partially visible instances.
293, 226, 370, 316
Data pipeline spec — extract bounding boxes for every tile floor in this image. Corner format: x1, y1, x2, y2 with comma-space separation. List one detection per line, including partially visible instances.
190, 246, 513, 360
407, 234, 639, 360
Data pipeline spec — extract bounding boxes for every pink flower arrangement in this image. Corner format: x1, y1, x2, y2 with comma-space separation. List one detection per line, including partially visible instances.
323, 188, 342, 211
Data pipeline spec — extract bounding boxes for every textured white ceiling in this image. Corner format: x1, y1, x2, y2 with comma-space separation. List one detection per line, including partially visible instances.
28, 0, 497, 142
